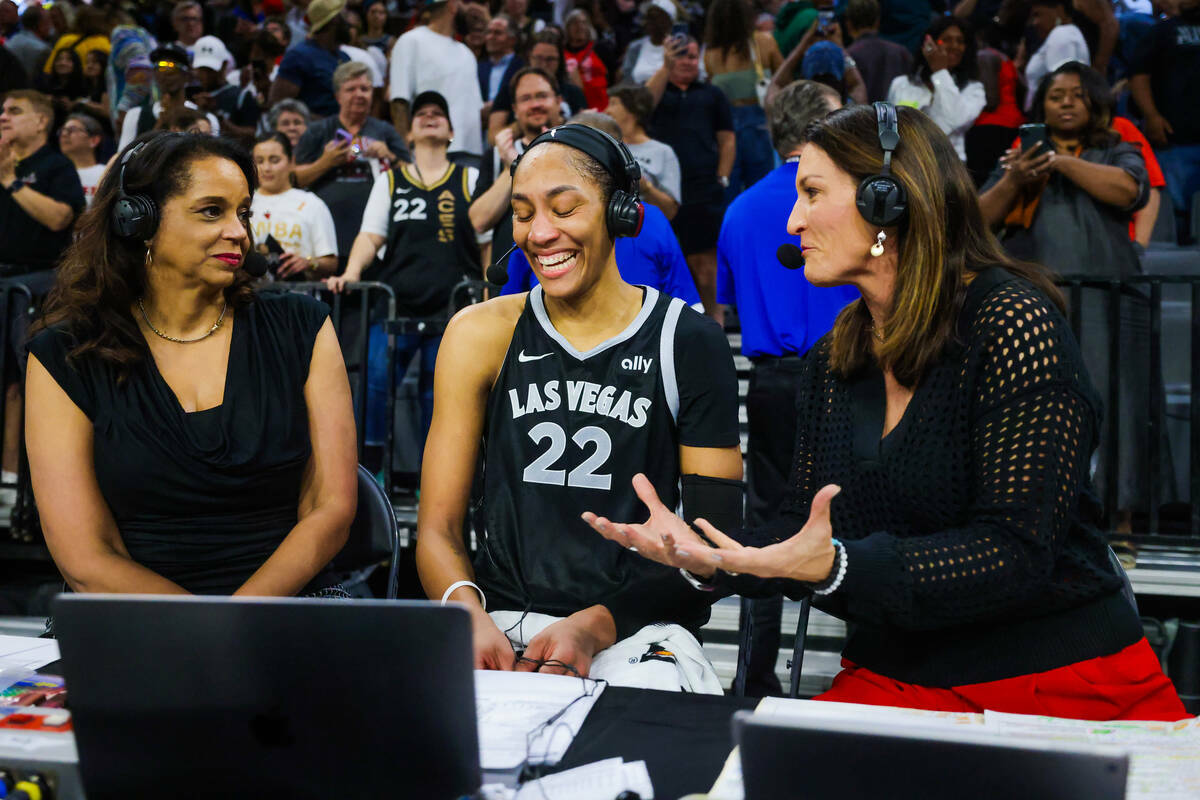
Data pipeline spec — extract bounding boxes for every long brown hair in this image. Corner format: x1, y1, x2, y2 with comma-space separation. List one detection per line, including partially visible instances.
35, 132, 258, 374
802, 105, 1065, 386
704, 0, 754, 58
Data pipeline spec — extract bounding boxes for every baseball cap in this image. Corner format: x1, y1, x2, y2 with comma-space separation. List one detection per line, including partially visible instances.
192, 35, 230, 72
148, 42, 190, 70
307, 0, 347, 33
412, 90, 452, 129
640, 0, 677, 21
801, 41, 845, 81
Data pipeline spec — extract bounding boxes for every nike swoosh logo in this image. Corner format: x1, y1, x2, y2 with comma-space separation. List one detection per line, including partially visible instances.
396, 187, 411, 194
518, 350, 553, 362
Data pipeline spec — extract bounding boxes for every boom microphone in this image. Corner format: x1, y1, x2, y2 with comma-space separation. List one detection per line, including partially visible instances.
486, 243, 519, 287
776, 243, 805, 270
243, 250, 270, 278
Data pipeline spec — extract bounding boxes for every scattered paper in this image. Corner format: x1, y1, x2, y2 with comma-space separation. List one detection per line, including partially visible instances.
710, 699, 1200, 800
475, 670, 606, 770
755, 697, 984, 728
985, 711, 1200, 800
0, 635, 59, 685
514, 757, 653, 800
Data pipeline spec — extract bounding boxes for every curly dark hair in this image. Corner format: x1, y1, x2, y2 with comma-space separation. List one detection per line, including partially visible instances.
34, 132, 259, 374
704, 0, 755, 59
912, 16, 979, 90
1029, 61, 1119, 150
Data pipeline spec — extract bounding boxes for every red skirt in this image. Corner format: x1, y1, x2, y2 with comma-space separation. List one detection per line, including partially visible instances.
815, 638, 1190, 721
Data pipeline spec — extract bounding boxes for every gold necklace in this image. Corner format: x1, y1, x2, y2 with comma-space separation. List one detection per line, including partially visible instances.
138, 298, 227, 344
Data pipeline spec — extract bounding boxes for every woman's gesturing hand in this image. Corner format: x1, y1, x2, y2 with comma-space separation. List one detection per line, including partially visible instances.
581, 473, 725, 578
584, 478, 842, 585
712, 484, 840, 583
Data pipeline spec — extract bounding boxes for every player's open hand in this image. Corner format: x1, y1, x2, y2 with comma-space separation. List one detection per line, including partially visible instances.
582, 473, 725, 578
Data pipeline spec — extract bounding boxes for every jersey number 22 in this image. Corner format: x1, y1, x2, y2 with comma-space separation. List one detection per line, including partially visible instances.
523, 422, 612, 490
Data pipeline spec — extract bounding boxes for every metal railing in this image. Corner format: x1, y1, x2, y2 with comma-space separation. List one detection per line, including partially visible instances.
259, 281, 398, 493
1056, 274, 1200, 543
0, 280, 37, 545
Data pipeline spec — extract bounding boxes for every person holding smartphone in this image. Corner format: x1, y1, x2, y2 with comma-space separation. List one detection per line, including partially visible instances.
620, 0, 680, 85
293, 61, 408, 273
979, 62, 1164, 534
886, 16, 985, 162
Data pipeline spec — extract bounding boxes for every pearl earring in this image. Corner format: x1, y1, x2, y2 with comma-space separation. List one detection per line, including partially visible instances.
870, 231, 886, 257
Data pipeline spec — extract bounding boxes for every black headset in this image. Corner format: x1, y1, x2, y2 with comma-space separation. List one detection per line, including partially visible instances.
509, 123, 645, 238
111, 141, 158, 240
855, 102, 908, 228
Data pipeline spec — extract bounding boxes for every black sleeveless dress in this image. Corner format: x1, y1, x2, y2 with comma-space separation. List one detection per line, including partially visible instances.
27, 293, 335, 595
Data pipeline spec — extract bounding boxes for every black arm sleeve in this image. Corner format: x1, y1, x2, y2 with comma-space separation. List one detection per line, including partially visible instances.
673, 308, 740, 448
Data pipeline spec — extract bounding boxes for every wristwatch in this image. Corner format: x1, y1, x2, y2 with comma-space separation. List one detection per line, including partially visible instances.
717, 175, 730, 188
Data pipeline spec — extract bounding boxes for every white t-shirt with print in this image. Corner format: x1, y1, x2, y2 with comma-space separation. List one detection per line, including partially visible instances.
250, 187, 339, 259
77, 163, 107, 208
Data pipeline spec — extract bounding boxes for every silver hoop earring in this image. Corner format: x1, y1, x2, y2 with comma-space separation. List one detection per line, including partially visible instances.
870, 231, 886, 258
145, 248, 154, 268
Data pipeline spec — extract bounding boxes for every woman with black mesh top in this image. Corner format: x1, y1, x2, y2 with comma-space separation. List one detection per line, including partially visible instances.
584, 103, 1188, 720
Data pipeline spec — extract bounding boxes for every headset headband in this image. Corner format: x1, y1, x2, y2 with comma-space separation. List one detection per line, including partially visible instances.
117, 140, 148, 199
510, 123, 641, 194
874, 101, 900, 175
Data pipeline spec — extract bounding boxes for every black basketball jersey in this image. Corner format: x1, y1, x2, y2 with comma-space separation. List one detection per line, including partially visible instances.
368, 163, 481, 318
476, 284, 716, 635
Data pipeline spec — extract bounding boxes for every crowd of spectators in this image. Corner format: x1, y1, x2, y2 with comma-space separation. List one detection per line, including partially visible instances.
1, 0, 1196, 505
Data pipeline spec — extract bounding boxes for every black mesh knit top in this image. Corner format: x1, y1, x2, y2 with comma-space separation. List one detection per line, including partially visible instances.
723, 267, 1140, 687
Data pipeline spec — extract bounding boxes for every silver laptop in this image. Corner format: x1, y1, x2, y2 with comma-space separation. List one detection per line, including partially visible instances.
734, 710, 1128, 800
54, 595, 480, 800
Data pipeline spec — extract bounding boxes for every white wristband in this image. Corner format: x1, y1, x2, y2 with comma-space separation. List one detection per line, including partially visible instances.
813, 539, 847, 596
440, 580, 486, 610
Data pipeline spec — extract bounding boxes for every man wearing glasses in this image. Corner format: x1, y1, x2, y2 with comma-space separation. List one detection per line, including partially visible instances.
117, 43, 220, 150
171, 1, 206, 59
57, 113, 105, 208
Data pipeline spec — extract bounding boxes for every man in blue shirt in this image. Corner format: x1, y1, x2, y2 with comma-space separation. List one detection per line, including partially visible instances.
269, 0, 352, 118
716, 80, 857, 697
501, 201, 701, 307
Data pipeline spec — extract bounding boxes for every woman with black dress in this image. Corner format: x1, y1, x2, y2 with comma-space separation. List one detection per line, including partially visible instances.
584, 104, 1188, 720
26, 132, 357, 598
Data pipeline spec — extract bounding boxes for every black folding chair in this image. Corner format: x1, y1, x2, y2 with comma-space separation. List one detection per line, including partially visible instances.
330, 465, 401, 599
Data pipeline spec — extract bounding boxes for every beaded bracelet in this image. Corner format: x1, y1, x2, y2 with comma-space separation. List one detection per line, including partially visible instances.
813, 539, 847, 596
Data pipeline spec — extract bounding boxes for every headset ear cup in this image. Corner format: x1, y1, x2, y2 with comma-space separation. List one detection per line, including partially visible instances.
607, 190, 642, 238
855, 175, 907, 228
113, 194, 158, 240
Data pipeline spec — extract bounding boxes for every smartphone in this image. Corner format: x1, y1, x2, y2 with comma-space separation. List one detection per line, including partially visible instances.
670, 22, 689, 42
817, 10, 835, 34
1018, 123, 1049, 154
334, 128, 354, 145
